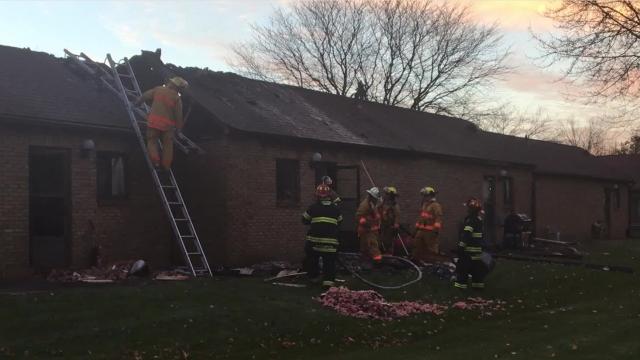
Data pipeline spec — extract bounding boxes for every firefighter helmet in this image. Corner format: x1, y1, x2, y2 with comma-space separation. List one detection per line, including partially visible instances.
465, 197, 482, 210
315, 184, 331, 198
420, 186, 437, 196
383, 186, 398, 196
321, 175, 333, 186
168, 76, 189, 89
366, 187, 381, 199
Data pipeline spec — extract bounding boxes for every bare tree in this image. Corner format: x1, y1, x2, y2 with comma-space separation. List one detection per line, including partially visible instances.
554, 117, 610, 154
229, 0, 510, 116
612, 133, 640, 154
468, 105, 555, 139
536, 0, 640, 100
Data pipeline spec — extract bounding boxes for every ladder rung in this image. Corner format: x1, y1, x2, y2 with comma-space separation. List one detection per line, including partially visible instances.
181, 235, 195, 238
174, 218, 189, 221
162, 185, 176, 188
167, 201, 183, 205
187, 252, 201, 256
117, 73, 132, 78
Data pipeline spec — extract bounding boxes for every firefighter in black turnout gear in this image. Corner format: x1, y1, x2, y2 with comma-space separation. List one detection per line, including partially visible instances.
454, 198, 487, 290
302, 184, 343, 287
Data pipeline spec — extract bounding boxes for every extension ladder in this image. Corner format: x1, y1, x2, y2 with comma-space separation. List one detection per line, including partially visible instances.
64, 50, 212, 277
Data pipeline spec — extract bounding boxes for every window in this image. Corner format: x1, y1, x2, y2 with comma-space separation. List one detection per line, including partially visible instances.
276, 159, 300, 206
503, 177, 513, 206
97, 152, 127, 201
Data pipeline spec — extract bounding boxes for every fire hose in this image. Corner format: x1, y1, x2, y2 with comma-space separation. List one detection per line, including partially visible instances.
337, 252, 423, 290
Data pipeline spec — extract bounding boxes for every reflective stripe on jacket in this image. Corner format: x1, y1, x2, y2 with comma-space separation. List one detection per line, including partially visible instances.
140, 86, 184, 131
458, 216, 484, 259
416, 201, 443, 232
302, 200, 342, 251
356, 199, 381, 235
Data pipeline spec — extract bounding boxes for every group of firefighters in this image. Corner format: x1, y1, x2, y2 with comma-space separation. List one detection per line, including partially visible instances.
137, 76, 487, 290
302, 178, 488, 290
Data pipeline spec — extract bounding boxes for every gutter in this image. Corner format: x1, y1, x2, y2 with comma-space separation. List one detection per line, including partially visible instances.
533, 170, 633, 184
0, 113, 134, 134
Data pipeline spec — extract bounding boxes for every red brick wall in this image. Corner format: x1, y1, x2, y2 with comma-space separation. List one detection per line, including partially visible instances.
185, 135, 533, 266
0, 122, 173, 279
534, 175, 629, 241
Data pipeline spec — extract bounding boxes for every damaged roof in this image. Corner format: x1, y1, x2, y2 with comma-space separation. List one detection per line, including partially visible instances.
0, 45, 128, 129
130, 51, 625, 181
0, 44, 626, 182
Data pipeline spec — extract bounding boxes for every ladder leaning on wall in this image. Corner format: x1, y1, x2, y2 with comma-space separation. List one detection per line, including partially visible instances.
64, 49, 212, 277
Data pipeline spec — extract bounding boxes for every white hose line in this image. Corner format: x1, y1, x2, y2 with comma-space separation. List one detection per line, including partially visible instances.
337, 252, 423, 290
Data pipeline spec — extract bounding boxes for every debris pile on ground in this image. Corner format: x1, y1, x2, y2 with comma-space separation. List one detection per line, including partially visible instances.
251, 261, 298, 275
47, 260, 139, 283
421, 262, 456, 280
451, 297, 507, 315
153, 270, 190, 281
316, 287, 447, 320
317, 287, 506, 320
231, 267, 255, 276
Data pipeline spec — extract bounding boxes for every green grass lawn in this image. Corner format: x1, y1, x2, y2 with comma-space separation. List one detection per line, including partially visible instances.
1, 241, 639, 360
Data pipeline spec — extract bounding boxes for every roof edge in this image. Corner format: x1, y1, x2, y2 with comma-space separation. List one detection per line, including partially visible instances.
0, 113, 134, 133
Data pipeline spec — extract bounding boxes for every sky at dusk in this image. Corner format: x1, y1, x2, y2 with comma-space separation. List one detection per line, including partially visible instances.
0, 0, 612, 127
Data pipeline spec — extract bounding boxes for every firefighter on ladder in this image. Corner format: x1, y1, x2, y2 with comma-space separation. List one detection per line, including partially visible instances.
134, 76, 188, 171
302, 184, 343, 287
454, 198, 487, 290
379, 186, 400, 255
413, 186, 443, 263
356, 187, 382, 263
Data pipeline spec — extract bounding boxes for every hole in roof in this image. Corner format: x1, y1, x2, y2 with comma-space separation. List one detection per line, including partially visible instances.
246, 99, 258, 106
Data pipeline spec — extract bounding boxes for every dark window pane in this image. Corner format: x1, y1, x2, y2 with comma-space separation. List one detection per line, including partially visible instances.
503, 177, 513, 205
276, 159, 300, 205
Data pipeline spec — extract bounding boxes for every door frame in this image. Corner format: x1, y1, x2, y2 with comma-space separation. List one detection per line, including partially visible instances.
28, 146, 72, 268
604, 188, 612, 239
483, 175, 497, 246
335, 164, 361, 251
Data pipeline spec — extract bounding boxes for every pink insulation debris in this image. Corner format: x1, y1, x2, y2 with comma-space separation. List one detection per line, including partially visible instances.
316, 287, 505, 320
316, 287, 447, 320
451, 297, 507, 315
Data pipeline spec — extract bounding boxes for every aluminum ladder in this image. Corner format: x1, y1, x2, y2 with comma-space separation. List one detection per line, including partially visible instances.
64, 50, 212, 277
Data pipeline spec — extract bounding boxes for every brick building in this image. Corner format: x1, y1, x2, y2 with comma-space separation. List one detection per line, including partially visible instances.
0, 45, 632, 278
0, 46, 175, 278
600, 155, 640, 238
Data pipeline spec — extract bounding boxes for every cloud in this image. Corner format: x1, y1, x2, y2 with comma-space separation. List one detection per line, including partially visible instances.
502, 64, 565, 98
105, 23, 142, 47
461, 0, 559, 32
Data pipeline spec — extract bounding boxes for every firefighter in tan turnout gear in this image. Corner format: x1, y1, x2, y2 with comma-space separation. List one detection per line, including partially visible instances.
379, 186, 401, 255
356, 187, 382, 262
135, 76, 188, 171
413, 186, 443, 263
